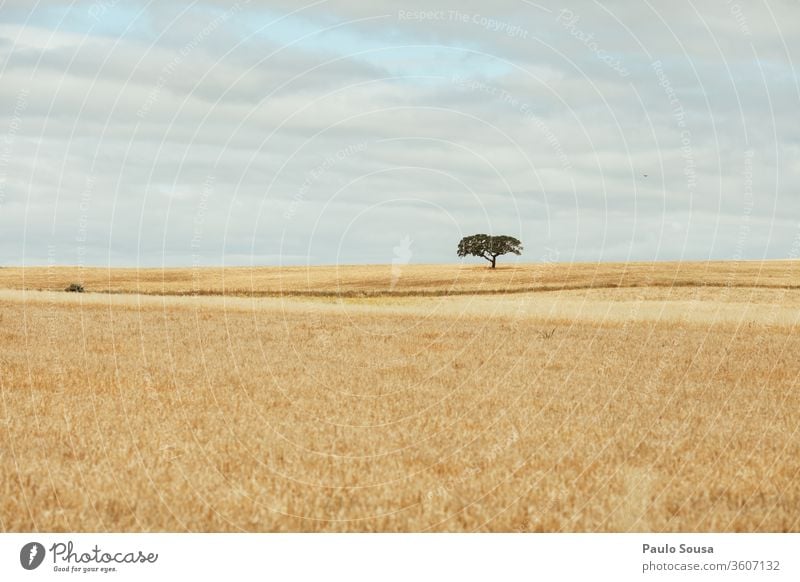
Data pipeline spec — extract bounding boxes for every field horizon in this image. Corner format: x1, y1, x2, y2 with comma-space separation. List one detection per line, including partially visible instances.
3, 259, 800, 298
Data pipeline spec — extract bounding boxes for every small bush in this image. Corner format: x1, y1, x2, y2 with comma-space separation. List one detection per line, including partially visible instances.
65, 283, 85, 293
539, 327, 556, 340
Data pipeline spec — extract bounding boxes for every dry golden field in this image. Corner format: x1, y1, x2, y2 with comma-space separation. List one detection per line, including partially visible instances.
3, 259, 800, 296
1, 261, 799, 532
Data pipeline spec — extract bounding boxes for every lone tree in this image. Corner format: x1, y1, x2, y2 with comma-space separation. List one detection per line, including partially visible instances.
457, 234, 523, 268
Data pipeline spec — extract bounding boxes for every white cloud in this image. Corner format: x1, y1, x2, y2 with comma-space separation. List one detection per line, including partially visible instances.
1, 1, 798, 266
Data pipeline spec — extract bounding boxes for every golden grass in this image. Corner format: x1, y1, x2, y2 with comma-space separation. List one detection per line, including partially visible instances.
1, 261, 799, 532
3, 259, 800, 297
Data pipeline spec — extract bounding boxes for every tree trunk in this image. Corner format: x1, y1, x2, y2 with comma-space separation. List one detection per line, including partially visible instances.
490, 256, 496, 268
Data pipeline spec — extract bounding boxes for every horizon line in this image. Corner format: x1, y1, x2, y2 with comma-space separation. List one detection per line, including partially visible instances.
3, 258, 798, 270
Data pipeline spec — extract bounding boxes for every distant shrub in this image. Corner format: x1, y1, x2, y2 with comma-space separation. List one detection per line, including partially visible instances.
65, 283, 85, 293
539, 327, 556, 340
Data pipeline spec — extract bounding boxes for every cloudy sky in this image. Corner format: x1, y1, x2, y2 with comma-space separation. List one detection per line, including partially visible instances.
1, 0, 798, 266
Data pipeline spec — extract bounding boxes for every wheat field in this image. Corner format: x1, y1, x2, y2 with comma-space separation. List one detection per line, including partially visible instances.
1, 262, 799, 532
4, 259, 800, 296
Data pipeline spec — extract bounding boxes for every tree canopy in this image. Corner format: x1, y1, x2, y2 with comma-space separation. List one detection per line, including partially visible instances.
457, 234, 523, 268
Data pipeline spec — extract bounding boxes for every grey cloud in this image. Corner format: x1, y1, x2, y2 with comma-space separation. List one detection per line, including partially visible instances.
1, 1, 798, 266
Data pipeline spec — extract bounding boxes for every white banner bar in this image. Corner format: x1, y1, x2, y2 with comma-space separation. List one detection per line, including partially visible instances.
1, 533, 797, 581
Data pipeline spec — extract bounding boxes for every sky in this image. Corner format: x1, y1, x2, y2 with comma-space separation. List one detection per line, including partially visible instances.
0, 0, 799, 267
